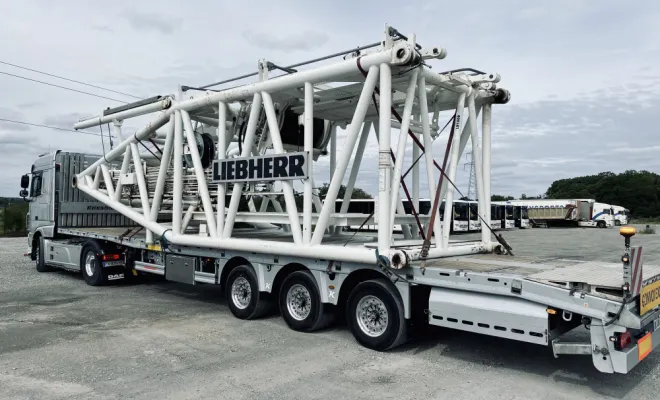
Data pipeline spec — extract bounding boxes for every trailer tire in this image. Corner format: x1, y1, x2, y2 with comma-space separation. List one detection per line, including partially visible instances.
346, 279, 407, 351
226, 265, 272, 320
81, 243, 106, 286
279, 270, 334, 332
35, 236, 51, 272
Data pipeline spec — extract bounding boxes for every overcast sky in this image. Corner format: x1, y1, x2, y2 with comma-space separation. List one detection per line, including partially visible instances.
1, 0, 659, 199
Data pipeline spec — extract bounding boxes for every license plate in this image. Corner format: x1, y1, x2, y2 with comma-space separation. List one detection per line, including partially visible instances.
640, 279, 660, 315
102, 260, 124, 268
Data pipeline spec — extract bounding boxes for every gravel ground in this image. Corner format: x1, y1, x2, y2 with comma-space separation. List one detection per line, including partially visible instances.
1, 225, 660, 400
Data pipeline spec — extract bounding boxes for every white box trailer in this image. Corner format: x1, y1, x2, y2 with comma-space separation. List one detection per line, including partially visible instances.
17, 26, 660, 374
507, 199, 611, 228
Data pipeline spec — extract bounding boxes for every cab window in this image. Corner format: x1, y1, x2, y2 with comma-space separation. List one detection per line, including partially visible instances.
30, 172, 43, 197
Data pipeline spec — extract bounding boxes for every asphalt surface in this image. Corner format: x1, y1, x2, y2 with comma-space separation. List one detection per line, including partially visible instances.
1, 226, 660, 400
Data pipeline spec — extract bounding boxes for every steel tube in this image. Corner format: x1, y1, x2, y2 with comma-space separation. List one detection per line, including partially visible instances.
129, 143, 151, 218
79, 112, 170, 177
100, 164, 115, 199
181, 204, 196, 232
223, 93, 262, 238
467, 92, 488, 243
74, 98, 172, 130
441, 91, 467, 249
388, 69, 418, 235
92, 166, 101, 189
114, 145, 132, 201
148, 115, 175, 232
370, 122, 412, 239
417, 73, 443, 243
216, 102, 227, 237
172, 111, 183, 235
330, 125, 336, 182
412, 115, 421, 238
311, 65, 379, 245
378, 63, 393, 252
261, 92, 303, 244
181, 110, 218, 237
175, 45, 410, 111
437, 106, 480, 210
303, 82, 314, 244
482, 103, 492, 236
76, 180, 484, 266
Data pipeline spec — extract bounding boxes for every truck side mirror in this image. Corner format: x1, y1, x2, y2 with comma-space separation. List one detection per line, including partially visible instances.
19, 189, 29, 199
20, 174, 29, 189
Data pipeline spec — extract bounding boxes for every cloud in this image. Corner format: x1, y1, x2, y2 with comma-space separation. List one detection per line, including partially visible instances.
42, 113, 90, 129
0, 107, 30, 131
120, 11, 182, 35
242, 30, 329, 52
0, 132, 34, 146
92, 25, 114, 33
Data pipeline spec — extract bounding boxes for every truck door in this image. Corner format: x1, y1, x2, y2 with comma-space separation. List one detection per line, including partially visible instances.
28, 166, 53, 233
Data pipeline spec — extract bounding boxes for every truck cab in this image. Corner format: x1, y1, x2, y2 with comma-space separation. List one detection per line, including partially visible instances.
20, 152, 60, 255
592, 202, 615, 228
20, 151, 135, 263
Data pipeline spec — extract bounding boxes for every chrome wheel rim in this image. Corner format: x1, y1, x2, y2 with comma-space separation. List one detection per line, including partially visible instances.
286, 284, 312, 321
84, 252, 96, 277
231, 277, 251, 310
356, 295, 388, 337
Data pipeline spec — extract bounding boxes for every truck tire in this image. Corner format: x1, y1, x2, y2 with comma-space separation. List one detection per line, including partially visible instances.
226, 265, 272, 320
81, 244, 106, 286
35, 236, 51, 272
279, 270, 334, 332
346, 279, 407, 351
597, 221, 606, 228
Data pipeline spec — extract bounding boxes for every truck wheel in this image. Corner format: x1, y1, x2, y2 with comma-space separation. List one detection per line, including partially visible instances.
279, 270, 334, 332
35, 237, 51, 272
346, 279, 407, 351
597, 221, 606, 228
615, 220, 621, 226
81, 245, 106, 286
226, 265, 272, 320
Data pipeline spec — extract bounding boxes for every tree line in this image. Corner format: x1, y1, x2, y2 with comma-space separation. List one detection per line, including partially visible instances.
483, 170, 660, 218
545, 170, 660, 218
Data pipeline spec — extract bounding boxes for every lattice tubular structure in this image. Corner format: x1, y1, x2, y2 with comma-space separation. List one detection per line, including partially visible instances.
71, 25, 511, 269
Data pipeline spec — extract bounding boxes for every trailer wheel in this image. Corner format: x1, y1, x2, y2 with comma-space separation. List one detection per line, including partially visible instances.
346, 279, 407, 351
279, 270, 334, 332
35, 236, 51, 272
226, 265, 272, 320
81, 244, 106, 286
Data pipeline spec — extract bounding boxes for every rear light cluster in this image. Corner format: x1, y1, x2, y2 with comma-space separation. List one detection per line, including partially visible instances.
102, 254, 121, 261
610, 331, 632, 351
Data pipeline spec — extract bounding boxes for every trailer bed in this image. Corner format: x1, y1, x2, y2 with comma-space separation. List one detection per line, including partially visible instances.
416, 253, 660, 301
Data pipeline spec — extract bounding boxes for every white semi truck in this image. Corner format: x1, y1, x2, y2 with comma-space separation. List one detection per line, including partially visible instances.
17, 26, 660, 373
612, 205, 631, 226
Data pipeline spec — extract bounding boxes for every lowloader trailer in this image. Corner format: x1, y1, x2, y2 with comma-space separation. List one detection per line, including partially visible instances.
18, 26, 660, 373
